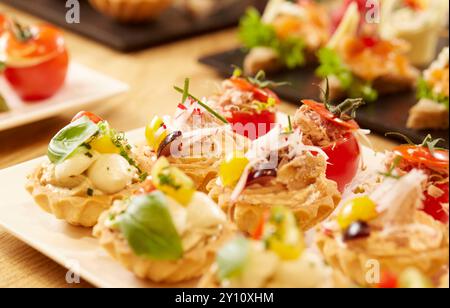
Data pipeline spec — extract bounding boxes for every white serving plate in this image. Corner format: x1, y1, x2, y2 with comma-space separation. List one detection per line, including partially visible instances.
0, 127, 384, 288
0, 63, 129, 131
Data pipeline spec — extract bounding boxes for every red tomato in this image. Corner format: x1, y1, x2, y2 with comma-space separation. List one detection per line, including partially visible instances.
392, 145, 449, 174
377, 271, 398, 288
228, 110, 276, 140
71, 111, 103, 124
0, 14, 7, 33
322, 133, 361, 192
302, 100, 360, 131
230, 77, 281, 104
2, 23, 69, 101
423, 182, 449, 224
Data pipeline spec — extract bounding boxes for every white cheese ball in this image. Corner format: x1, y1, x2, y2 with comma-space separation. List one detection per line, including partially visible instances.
87, 154, 134, 194
55, 151, 98, 182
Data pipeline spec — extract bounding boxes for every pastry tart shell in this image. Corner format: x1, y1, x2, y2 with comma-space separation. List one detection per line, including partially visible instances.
316, 213, 449, 287
93, 212, 234, 283
26, 164, 139, 227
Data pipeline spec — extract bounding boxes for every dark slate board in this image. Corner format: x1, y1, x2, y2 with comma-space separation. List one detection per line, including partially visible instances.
199, 47, 449, 148
1, 0, 267, 52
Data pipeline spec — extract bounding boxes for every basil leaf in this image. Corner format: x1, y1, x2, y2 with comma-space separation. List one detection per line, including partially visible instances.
47, 116, 99, 164
217, 236, 250, 280
417, 78, 449, 109
116, 191, 183, 261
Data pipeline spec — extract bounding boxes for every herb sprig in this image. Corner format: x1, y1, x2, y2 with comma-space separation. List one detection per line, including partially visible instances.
174, 78, 229, 124
385, 132, 445, 155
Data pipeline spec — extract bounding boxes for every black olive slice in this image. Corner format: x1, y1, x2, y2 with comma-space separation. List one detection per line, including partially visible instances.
157, 131, 183, 157
246, 169, 277, 186
343, 221, 371, 241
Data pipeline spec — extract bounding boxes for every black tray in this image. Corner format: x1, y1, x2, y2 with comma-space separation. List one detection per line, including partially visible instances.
1, 0, 266, 52
199, 47, 449, 148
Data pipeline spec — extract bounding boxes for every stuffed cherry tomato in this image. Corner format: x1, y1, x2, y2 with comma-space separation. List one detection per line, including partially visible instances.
1, 21, 69, 101
389, 139, 449, 223
294, 98, 365, 192
210, 71, 280, 140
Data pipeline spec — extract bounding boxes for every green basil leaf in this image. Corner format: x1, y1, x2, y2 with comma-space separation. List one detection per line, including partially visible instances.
217, 236, 250, 281
417, 77, 449, 109
47, 116, 99, 164
116, 191, 183, 261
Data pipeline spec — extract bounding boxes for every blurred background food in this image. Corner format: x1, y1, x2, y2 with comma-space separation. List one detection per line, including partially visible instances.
88, 0, 174, 23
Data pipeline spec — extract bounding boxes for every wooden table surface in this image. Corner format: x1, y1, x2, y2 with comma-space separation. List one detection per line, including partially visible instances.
0, 3, 397, 288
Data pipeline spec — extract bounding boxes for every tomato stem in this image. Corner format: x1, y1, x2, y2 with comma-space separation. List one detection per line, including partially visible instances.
9, 19, 33, 42
328, 98, 365, 121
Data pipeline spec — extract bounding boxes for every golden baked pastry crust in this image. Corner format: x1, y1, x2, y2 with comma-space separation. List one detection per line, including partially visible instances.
208, 155, 341, 234
26, 163, 140, 227
93, 208, 234, 283
316, 212, 449, 287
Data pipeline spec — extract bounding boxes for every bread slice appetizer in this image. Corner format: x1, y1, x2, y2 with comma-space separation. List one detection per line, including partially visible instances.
198, 206, 334, 288
26, 112, 146, 227
208, 122, 341, 234
316, 2, 419, 102
316, 169, 449, 287
93, 157, 233, 283
407, 47, 449, 130
239, 0, 330, 75
136, 79, 249, 192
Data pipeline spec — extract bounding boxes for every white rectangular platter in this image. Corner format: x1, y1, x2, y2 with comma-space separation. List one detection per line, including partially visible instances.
0, 63, 129, 131
0, 128, 383, 288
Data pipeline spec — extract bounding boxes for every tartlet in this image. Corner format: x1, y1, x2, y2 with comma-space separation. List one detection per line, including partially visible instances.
316, 169, 449, 287
208, 124, 341, 234
89, 0, 173, 23
94, 157, 233, 282
198, 206, 334, 288
26, 112, 145, 227
137, 83, 250, 192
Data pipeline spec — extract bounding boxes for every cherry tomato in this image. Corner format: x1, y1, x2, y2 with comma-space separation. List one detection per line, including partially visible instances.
377, 271, 398, 288
423, 182, 449, 224
228, 109, 276, 140
230, 77, 281, 104
2, 23, 69, 101
322, 133, 361, 192
393, 145, 449, 174
302, 100, 360, 131
71, 111, 103, 124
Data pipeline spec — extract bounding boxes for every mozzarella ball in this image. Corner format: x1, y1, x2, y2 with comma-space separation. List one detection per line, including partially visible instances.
87, 154, 135, 194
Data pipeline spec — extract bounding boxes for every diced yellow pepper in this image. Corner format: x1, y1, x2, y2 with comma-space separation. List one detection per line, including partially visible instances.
90, 134, 120, 154
337, 196, 378, 230
219, 151, 249, 187
266, 206, 305, 260
145, 116, 168, 151
151, 157, 195, 206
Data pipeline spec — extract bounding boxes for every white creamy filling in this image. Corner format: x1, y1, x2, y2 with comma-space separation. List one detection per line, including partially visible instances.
165, 192, 227, 250
54, 152, 135, 195
225, 242, 331, 288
